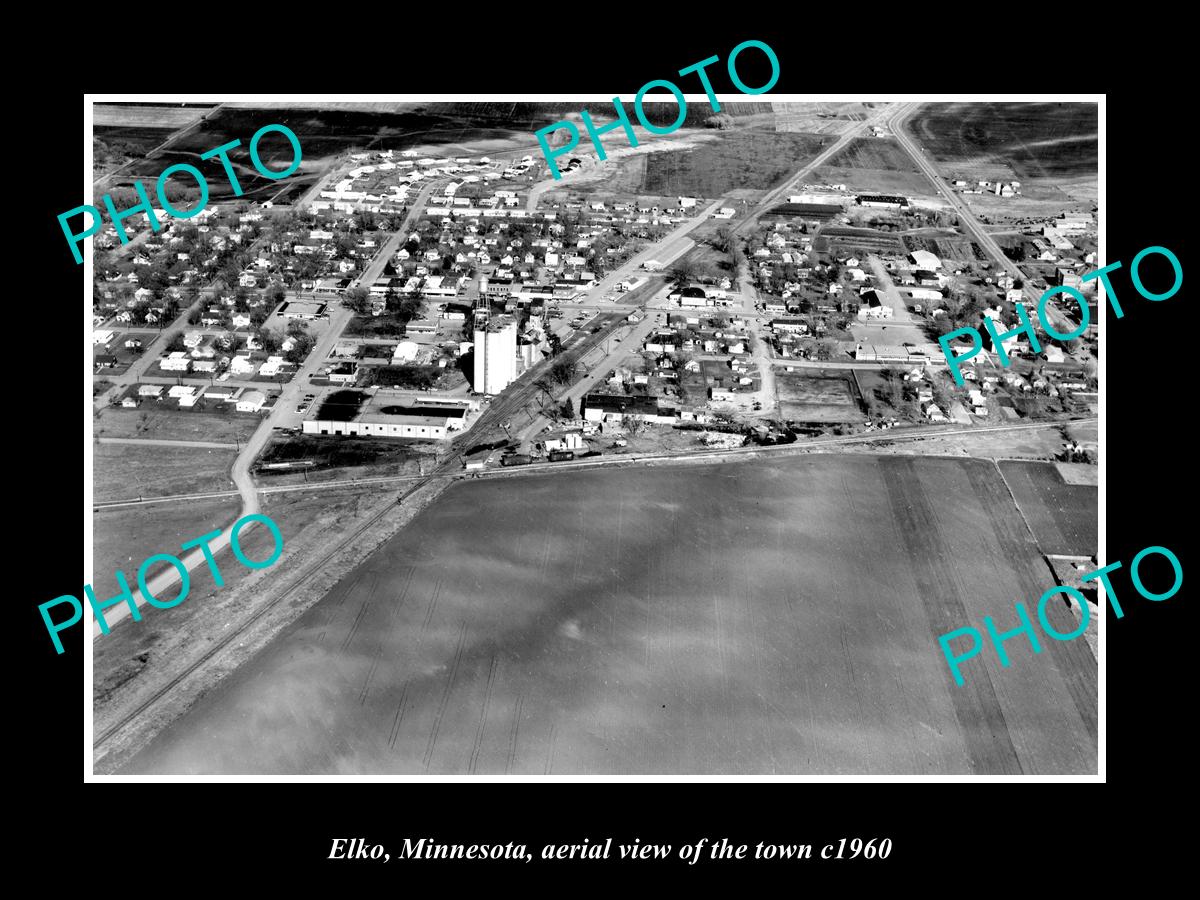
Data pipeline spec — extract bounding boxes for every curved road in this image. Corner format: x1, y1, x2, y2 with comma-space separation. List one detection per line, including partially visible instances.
91, 102, 909, 637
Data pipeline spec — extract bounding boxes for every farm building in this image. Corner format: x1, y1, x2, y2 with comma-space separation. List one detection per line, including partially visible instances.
857, 194, 909, 209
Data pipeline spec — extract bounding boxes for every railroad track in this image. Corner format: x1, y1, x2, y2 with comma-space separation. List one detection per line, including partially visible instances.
93, 456, 457, 753
93, 411, 1095, 755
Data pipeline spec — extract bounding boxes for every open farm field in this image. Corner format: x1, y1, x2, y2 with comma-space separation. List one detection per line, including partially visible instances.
115, 455, 1097, 775
997, 460, 1098, 558
908, 102, 1098, 181
771, 101, 875, 134
93, 103, 216, 128
643, 128, 835, 197
822, 138, 920, 172
92, 487, 400, 768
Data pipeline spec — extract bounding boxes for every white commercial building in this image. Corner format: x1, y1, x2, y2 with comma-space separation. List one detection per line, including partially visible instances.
472, 315, 519, 395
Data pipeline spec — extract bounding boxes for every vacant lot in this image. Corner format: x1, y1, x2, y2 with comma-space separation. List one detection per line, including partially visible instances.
908, 103, 1098, 181
643, 129, 835, 197
814, 136, 933, 196
94, 406, 264, 444
823, 137, 920, 172
776, 372, 862, 423
998, 460, 1098, 558
117, 454, 1096, 775
94, 444, 236, 502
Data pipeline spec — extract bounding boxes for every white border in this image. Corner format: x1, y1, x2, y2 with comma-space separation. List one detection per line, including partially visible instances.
84, 92, 1105, 783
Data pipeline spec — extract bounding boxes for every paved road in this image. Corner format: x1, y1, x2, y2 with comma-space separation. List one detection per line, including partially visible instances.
515, 294, 672, 443
93, 303, 355, 637
889, 104, 1074, 333
852, 255, 940, 355
352, 179, 444, 290
729, 103, 902, 239
93, 104, 225, 191
584, 201, 723, 299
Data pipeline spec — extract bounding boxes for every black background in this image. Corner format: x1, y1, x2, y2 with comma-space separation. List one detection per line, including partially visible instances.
20, 20, 1189, 887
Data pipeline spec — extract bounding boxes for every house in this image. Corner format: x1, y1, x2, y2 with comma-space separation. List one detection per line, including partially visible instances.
231, 313, 252, 329
236, 390, 267, 412
923, 402, 948, 422
259, 356, 289, 377
137, 384, 163, 398
856, 291, 893, 320
229, 354, 257, 375
161, 351, 192, 372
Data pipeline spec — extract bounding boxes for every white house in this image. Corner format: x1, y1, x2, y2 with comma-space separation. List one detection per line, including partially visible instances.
161, 351, 192, 372
236, 390, 267, 412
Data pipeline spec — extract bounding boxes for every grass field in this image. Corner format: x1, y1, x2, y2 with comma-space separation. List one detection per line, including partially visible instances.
92, 497, 243, 607
116, 454, 1097, 775
93, 444, 237, 502
643, 129, 835, 197
998, 460, 1098, 557
908, 103, 1098, 181
94, 407, 265, 444
92, 488, 379, 725
822, 138, 920, 172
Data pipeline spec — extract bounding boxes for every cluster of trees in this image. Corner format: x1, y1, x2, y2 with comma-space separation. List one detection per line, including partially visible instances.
342, 286, 427, 323
372, 366, 439, 390
669, 256, 717, 287
548, 357, 578, 386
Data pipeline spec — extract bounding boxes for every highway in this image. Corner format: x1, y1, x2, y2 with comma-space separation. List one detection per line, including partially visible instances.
87, 102, 954, 638
93, 104, 225, 191
729, 102, 906, 238
888, 104, 1074, 332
